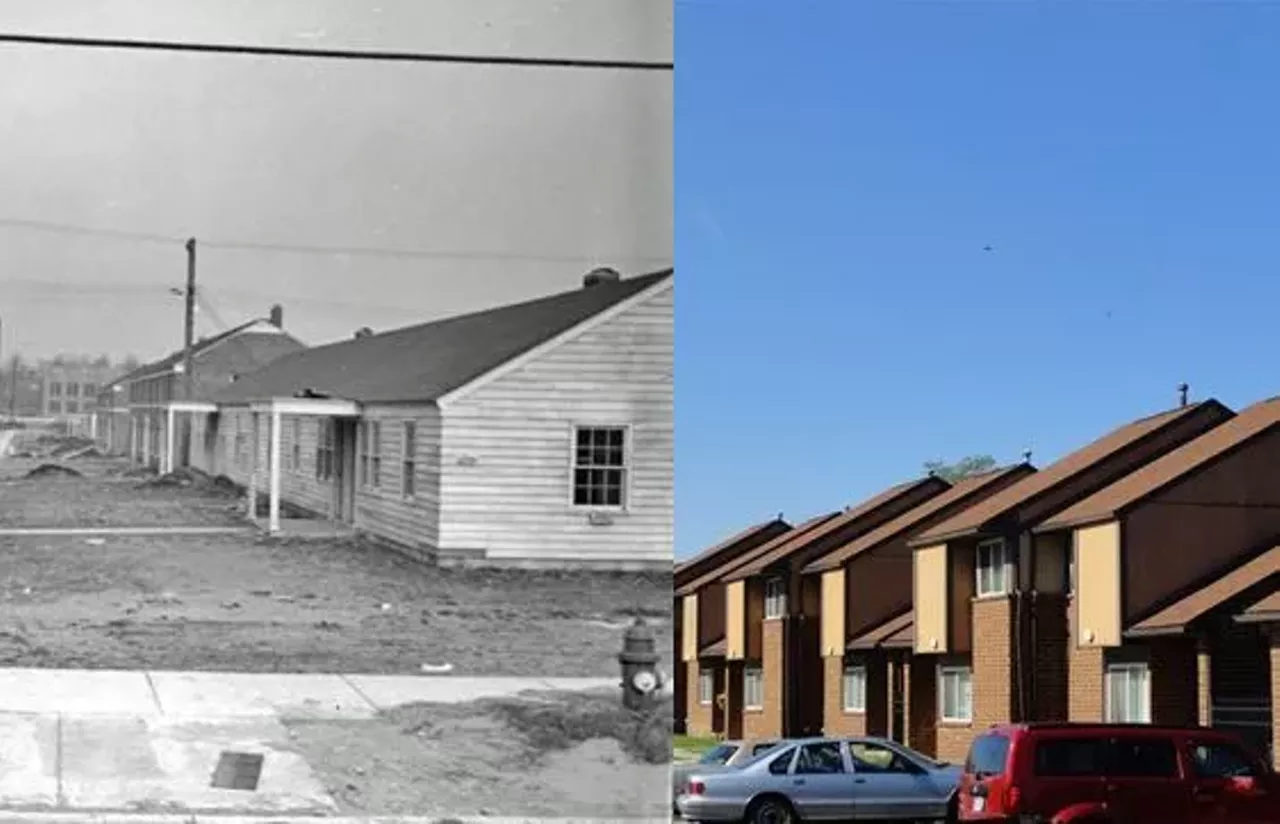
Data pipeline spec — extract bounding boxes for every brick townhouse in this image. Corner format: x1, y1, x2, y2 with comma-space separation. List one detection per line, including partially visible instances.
720, 476, 956, 741
800, 463, 1034, 748
908, 399, 1233, 761
678, 512, 838, 739
1026, 395, 1280, 765
674, 518, 792, 735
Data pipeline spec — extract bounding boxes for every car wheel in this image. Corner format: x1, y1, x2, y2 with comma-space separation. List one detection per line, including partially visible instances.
745, 794, 798, 824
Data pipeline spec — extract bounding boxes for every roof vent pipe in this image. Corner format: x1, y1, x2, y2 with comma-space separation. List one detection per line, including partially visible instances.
583, 267, 621, 288
354, 327, 374, 339
269, 304, 284, 328
1178, 383, 1189, 408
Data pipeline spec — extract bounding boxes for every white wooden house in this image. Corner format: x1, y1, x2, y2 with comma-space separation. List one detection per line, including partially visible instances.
206, 268, 673, 569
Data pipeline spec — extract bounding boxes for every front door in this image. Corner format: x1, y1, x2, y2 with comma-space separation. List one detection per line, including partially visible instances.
890, 655, 906, 744
332, 419, 358, 523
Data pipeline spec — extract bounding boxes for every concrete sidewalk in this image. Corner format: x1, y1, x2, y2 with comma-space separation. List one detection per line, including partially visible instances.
0, 668, 649, 819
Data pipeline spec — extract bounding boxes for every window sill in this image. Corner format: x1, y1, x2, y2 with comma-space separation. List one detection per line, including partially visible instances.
972, 592, 1012, 603
744, 706, 764, 714
763, 615, 786, 622
939, 718, 973, 727
842, 708, 866, 716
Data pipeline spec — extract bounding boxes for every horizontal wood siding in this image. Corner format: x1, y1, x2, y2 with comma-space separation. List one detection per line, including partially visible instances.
350, 405, 442, 553
438, 282, 673, 564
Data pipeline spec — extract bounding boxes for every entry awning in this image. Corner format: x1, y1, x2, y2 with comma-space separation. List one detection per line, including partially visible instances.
1236, 590, 1280, 625
847, 610, 914, 651
1129, 546, 1280, 637
698, 639, 727, 659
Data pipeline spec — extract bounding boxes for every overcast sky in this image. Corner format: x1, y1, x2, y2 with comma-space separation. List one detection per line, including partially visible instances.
0, 0, 671, 362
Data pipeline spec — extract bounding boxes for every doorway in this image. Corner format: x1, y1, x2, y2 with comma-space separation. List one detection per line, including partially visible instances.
890, 654, 906, 744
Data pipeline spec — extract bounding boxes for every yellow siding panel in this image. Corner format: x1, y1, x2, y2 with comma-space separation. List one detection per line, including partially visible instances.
820, 569, 846, 657
1075, 521, 1122, 647
914, 544, 948, 654
681, 595, 698, 662
725, 581, 745, 660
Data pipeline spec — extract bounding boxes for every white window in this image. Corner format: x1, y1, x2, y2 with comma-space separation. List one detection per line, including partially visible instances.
1106, 662, 1151, 723
698, 671, 714, 705
744, 667, 764, 710
316, 419, 335, 481
764, 578, 787, 618
572, 425, 628, 507
401, 421, 416, 497
976, 538, 1012, 597
842, 666, 866, 713
939, 665, 973, 723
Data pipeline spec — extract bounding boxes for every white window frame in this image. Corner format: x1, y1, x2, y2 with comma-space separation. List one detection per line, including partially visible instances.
401, 420, 416, 498
939, 665, 973, 723
291, 419, 301, 473
842, 665, 867, 713
698, 670, 714, 706
743, 666, 764, 710
569, 423, 630, 510
1105, 662, 1151, 724
975, 538, 1013, 598
764, 577, 788, 619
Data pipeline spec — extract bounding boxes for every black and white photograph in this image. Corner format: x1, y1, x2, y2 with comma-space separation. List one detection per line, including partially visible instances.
0, 1, 672, 820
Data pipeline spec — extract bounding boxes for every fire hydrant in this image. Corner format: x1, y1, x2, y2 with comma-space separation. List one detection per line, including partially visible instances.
619, 616, 662, 711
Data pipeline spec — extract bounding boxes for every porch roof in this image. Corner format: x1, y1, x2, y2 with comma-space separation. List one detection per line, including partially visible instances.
847, 609, 914, 651
673, 511, 842, 597
698, 638, 727, 659
1236, 590, 1280, 624
1128, 545, 1280, 637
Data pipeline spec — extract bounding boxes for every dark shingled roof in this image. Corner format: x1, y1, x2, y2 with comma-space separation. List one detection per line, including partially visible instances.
1039, 396, 1280, 532
113, 318, 278, 386
912, 402, 1230, 546
1131, 545, 1280, 636
723, 477, 949, 582
674, 511, 843, 597
847, 610, 914, 651
212, 270, 672, 405
1238, 589, 1280, 623
675, 518, 792, 590
804, 464, 1035, 574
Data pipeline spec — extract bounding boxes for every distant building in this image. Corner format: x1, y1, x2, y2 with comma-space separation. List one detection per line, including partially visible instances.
41, 362, 121, 417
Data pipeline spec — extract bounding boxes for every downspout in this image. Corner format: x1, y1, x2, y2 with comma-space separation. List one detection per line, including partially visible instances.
1012, 531, 1028, 723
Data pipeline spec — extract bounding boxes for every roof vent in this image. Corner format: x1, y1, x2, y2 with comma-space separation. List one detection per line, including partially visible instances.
583, 267, 621, 288
354, 327, 374, 339
269, 304, 284, 329
1178, 382, 1189, 408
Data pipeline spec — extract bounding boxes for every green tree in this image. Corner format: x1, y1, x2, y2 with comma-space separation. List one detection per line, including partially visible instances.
923, 454, 998, 482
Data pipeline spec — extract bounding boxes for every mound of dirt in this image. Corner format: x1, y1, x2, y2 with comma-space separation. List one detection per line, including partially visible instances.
23, 463, 83, 480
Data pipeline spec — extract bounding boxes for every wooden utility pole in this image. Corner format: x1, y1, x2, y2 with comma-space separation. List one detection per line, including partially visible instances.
8, 355, 16, 422
182, 238, 197, 400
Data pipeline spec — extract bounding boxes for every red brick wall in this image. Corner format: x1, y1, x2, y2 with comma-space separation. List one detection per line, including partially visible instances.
823, 656, 866, 736
744, 620, 785, 739
1068, 642, 1105, 722
972, 597, 1015, 726
686, 661, 713, 736
1196, 640, 1212, 727
1033, 594, 1070, 722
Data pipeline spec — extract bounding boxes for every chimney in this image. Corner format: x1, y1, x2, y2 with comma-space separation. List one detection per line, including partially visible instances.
583, 267, 621, 288
354, 327, 374, 339
269, 304, 284, 328
1178, 383, 1189, 408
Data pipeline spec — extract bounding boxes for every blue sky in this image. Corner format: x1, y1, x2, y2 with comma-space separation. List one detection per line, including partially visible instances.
674, 1, 1280, 558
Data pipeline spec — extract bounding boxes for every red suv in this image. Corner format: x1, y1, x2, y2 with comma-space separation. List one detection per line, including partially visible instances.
956, 723, 1279, 824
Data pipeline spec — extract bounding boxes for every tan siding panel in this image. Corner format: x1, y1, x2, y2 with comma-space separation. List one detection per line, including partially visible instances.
915, 544, 948, 654
1075, 521, 1122, 647
821, 569, 846, 657
726, 580, 746, 660
682, 595, 699, 662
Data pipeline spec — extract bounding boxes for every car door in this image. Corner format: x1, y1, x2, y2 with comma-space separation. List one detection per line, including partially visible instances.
1183, 737, 1275, 824
1102, 733, 1192, 824
847, 739, 947, 820
785, 741, 858, 821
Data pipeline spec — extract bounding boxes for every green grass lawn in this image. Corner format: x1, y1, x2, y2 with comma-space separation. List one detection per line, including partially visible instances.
673, 734, 720, 761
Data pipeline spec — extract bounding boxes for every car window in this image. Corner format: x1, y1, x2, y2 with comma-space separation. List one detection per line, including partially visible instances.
795, 742, 846, 775
1110, 737, 1179, 778
1188, 741, 1260, 780
966, 733, 1012, 778
1034, 737, 1108, 777
849, 741, 913, 774
768, 748, 796, 776
752, 742, 779, 756
699, 744, 738, 766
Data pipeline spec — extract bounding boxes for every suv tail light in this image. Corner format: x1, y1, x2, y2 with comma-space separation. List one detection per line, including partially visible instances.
686, 779, 705, 796
1004, 783, 1023, 813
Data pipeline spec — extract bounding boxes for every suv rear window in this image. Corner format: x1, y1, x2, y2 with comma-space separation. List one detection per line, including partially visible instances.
966, 733, 1011, 778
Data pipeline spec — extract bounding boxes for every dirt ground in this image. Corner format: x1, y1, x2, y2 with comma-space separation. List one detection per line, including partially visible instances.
284, 688, 672, 818
0, 444, 672, 676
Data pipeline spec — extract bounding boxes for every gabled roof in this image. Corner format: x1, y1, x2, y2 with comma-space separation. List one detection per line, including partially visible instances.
1038, 396, 1280, 532
674, 511, 842, 597
114, 318, 301, 386
911, 401, 1232, 546
1130, 545, 1280, 636
804, 464, 1035, 574
847, 609, 914, 651
212, 270, 672, 405
724, 476, 950, 582
675, 517, 792, 590
1237, 589, 1280, 624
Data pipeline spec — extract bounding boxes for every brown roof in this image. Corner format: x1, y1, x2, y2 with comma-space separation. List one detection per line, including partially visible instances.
1129, 545, 1280, 636
912, 403, 1226, 545
1040, 397, 1280, 532
673, 511, 842, 597
803, 465, 1035, 574
1238, 590, 1280, 623
723, 478, 947, 583
847, 610, 914, 650
675, 518, 791, 590
699, 638, 727, 658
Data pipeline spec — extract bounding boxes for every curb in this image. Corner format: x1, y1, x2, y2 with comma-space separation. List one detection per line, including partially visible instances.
0, 815, 669, 824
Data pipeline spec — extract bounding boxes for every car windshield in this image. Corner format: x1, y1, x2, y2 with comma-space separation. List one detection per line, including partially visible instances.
699, 744, 738, 765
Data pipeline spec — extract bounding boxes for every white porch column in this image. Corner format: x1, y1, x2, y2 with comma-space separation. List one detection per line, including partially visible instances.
246, 412, 259, 520
165, 406, 176, 474
268, 408, 282, 534
142, 415, 151, 466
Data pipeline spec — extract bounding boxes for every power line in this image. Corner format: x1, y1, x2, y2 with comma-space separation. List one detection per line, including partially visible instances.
0, 32, 673, 71
0, 217, 671, 264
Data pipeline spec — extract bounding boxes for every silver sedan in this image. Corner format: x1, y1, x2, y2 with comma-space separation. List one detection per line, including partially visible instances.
672, 739, 785, 812
675, 736, 961, 823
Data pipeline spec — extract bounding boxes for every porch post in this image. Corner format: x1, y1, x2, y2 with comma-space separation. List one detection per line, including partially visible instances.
165, 405, 176, 474
142, 415, 151, 466
268, 407, 282, 534
246, 411, 258, 520
1196, 636, 1212, 728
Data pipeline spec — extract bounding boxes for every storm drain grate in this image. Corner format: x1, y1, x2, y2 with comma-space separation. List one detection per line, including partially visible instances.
210, 751, 265, 791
